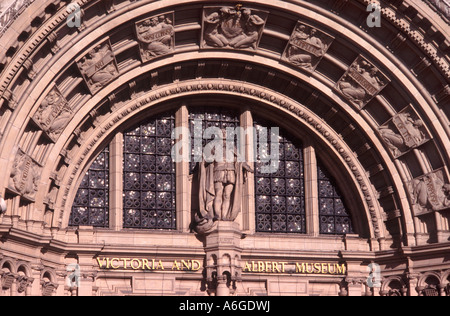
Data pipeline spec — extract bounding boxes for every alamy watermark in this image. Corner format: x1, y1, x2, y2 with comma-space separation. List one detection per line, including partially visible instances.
367, 3, 382, 28
172, 120, 280, 175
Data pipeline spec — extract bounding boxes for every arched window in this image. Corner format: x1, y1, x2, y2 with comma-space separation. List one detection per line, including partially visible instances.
69, 106, 355, 236
69, 147, 109, 227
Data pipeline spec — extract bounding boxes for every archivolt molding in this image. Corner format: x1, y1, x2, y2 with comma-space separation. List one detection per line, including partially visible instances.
0, 0, 449, 247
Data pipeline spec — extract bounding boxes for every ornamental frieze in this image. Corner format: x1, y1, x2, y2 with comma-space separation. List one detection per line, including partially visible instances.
282, 22, 334, 73
76, 39, 119, 94
335, 55, 390, 109
201, 5, 268, 50
135, 12, 175, 62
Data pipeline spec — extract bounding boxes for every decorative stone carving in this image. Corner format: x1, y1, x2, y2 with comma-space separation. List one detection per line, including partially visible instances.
135, 12, 175, 62
379, 107, 430, 158
9, 149, 41, 201
282, 22, 334, 72
427, 0, 450, 19
336, 56, 389, 109
76, 39, 119, 94
408, 169, 450, 216
32, 86, 72, 142
194, 131, 253, 234
201, 5, 268, 50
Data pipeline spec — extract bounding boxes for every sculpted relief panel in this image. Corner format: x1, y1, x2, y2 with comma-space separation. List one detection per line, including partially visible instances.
8, 149, 41, 201
201, 5, 268, 50
336, 56, 389, 109
32, 87, 72, 142
76, 39, 119, 94
378, 107, 430, 158
282, 22, 334, 73
408, 169, 450, 216
135, 12, 175, 62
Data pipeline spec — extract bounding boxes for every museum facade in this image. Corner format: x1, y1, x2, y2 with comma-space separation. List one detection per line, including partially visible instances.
0, 0, 449, 296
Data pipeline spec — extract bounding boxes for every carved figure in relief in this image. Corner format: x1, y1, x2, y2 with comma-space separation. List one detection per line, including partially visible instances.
337, 57, 388, 108
410, 170, 450, 214
77, 42, 118, 93
202, 6, 267, 50
34, 89, 72, 139
379, 111, 427, 157
136, 13, 174, 61
10, 151, 40, 198
285, 24, 332, 72
195, 131, 253, 234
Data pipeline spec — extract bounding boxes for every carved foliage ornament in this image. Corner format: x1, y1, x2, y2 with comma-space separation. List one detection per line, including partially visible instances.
201, 5, 268, 50
135, 12, 175, 62
378, 106, 430, 158
282, 22, 334, 73
76, 39, 119, 94
32, 86, 72, 142
336, 56, 389, 109
8, 149, 41, 201
408, 168, 450, 216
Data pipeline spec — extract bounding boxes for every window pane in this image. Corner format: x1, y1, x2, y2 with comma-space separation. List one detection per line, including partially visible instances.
70, 147, 109, 228
123, 113, 176, 230
254, 117, 306, 234
318, 161, 354, 235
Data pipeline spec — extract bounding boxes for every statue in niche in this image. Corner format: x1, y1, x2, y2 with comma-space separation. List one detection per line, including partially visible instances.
77, 40, 119, 94
336, 56, 389, 109
283, 23, 334, 72
33, 87, 72, 141
409, 170, 450, 215
379, 110, 428, 157
202, 5, 267, 50
136, 13, 175, 62
194, 130, 253, 234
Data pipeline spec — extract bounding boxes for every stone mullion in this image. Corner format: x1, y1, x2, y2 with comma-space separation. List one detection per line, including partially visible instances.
175, 105, 190, 232
304, 143, 319, 236
241, 110, 255, 234
109, 133, 123, 231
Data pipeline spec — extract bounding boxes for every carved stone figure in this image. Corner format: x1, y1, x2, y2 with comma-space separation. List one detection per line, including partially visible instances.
135, 13, 175, 62
379, 109, 428, 158
77, 40, 119, 94
9, 149, 41, 200
283, 22, 334, 72
336, 56, 389, 109
428, 0, 450, 19
201, 5, 267, 50
194, 132, 253, 234
409, 169, 450, 215
32, 87, 72, 141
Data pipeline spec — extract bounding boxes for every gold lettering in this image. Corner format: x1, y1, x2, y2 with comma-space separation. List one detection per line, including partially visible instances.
314, 263, 321, 274
181, 260, 191, 270
336, 264, 346, 275
121, 258, 130, 269
191, 260, 201, 271
156, 260, 164, 270
258, 261, 265, 273
96, 258, 106, 268
296, 263, 306, 273
272, 262, 281, 273
265, 262, 271, 273
131, 259, 142, 270
328, 263, 335, 274
280, 262, 288, 273
252, 261, 257, 272
142, 259, 152, 270
321, 263, 327, 274
172, 260, 180, 270
110, 258, 120, 269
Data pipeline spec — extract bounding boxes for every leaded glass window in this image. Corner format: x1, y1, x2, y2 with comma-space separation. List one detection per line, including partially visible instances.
254, 117, 306, 233
318, 160, 354, 235
123, 114, 176, 230
70, 147, 109, 227
189, 107, 240, 173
